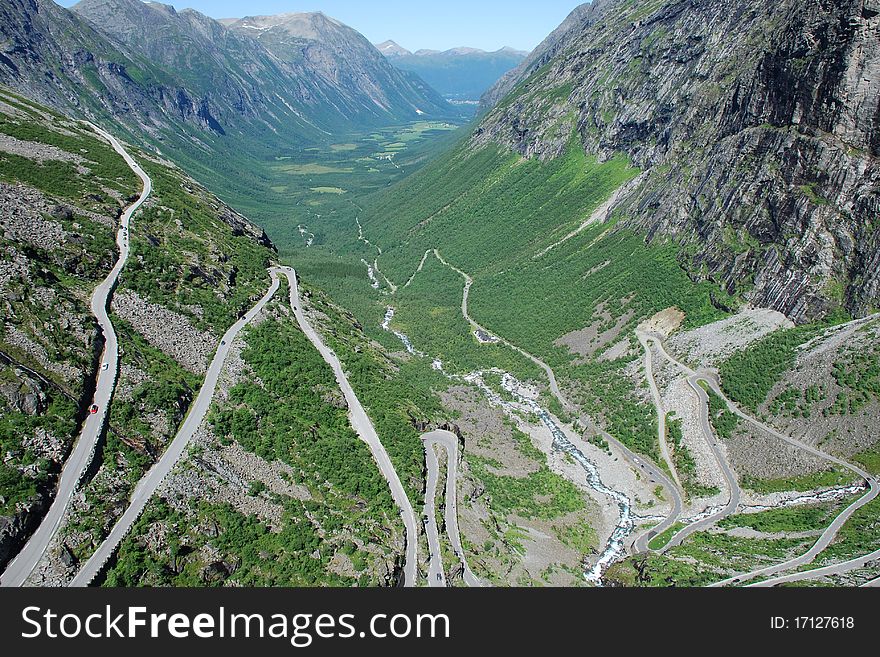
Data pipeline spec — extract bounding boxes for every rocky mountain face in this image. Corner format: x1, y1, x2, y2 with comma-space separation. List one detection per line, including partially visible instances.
0, 0, 312, 158
380, 44, 529, 102
476, 0, 880, 323
223, 12, 452, 121
480, 1, 606, 110
68, 0, 319, 132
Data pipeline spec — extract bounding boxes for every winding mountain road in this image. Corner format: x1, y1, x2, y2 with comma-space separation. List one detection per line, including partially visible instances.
637, 331, 681, 490
422, 430, 482, 587
662, 375, 741, 549
643, 335, 879, 581
70, 266, 424, 587
698, 378, 879, 587
70, 273, 281, 587
1, 124, 151, 588
711, 478, 877, 586
750, 547, 880, 588
637, 334, 743, 549
423, 441, 447, 587
276, 267, 420, 587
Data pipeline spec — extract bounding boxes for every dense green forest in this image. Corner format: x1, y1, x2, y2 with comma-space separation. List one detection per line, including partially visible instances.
718, 312, 850, 411
214, 311, 395, 511
104, 498, 367, 587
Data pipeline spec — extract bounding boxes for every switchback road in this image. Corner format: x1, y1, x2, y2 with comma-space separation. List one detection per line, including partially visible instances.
422, 430, 482, 587
423, 441, 447, 587
643, 336, 879, 580
2, 125, 151, 588
636, 331, 681, 490
662, 375, 741, 549
701, 378, 878, 587
69, 273, 280, 586
751, 547, 880, 587
641, 335, 742, 549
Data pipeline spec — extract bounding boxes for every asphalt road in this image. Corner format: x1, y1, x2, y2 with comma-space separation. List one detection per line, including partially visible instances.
422, 430, 482, 587
69, 273, 280, 586
1, 124, 151, 588
712, 479, 878, 587
751, 547, 880, 587
422, 442, 447, 587
432, 251, 683, 557
703, 378, 879, 587
636, 336, 743, 549
641, 334, 880, 586
662, 374, 742, 549
862, 574, 880, 587
637, 331, 681, 489
276, 267, 420, 587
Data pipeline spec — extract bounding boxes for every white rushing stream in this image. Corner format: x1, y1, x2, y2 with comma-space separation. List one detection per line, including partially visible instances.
382, 306, 634, 584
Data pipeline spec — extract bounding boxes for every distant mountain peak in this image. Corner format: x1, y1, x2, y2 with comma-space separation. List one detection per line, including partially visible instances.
446, 47, 485, 56
375, 40, 412, 58
230, 11, 350, 39
380, 42, 529, 105
385, 45, 530, 59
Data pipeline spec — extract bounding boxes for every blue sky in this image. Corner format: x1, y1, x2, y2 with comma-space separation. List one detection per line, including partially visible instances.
55, 1, 585, 52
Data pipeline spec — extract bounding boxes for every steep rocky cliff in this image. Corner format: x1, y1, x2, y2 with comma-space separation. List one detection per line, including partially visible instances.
476, 0, 880, 323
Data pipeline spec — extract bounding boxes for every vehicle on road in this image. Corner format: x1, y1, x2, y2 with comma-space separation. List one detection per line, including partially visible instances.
101, 363, 109, 371
89, 404, 99, 414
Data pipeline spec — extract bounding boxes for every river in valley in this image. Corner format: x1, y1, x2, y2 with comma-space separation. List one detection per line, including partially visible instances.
381, 307, 634, 584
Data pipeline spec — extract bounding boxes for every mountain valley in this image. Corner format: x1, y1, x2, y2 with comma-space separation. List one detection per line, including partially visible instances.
0, 0, 878, 590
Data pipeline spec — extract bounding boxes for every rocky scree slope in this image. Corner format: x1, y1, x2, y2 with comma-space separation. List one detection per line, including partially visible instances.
475, 0, 880, 323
